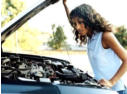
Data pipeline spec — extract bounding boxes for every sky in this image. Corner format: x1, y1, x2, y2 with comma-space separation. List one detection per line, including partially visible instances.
24, 0, 127, 45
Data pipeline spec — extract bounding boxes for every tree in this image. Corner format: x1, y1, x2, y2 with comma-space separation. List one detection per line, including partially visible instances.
2, 0, 43, 52
1, 0, 25, 27
48, 25, 69, 50
115, 26, 127, 49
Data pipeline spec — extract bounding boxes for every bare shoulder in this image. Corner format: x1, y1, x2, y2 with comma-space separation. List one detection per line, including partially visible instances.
102, 32, 118, 45
102, 31, 127, 60
102, 32, 115, 40
102, 32, 117, 49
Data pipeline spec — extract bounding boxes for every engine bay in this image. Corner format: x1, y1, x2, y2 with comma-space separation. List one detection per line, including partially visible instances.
1, 52, 106, 89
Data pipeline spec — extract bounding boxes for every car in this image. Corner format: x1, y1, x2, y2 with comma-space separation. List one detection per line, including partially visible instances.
1, 0, 118, 94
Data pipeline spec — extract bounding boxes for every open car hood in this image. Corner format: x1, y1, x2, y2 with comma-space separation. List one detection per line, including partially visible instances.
1, 1, 118, 93
1, 0, 59, 44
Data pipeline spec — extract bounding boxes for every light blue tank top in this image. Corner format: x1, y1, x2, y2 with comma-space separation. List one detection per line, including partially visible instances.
87, 32, 125, 91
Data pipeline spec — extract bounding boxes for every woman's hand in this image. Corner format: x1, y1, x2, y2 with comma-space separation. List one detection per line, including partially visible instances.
63, 0, 67, 4
98, 79, 114, 88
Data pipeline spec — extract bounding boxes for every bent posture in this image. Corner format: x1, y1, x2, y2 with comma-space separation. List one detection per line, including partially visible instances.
63, 0, 127, 94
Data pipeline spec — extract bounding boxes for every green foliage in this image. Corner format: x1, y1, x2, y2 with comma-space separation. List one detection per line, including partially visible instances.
2, 0, 43, 52
3, 24, 43, 51
115, 26, 127, 49
48, 25, 68, 50
1, 0, 25, 27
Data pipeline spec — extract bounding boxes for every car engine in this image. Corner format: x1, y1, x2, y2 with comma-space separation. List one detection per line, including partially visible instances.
1, 53, 105, 89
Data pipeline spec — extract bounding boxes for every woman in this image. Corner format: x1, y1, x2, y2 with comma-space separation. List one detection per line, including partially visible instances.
63, 0, 127, 94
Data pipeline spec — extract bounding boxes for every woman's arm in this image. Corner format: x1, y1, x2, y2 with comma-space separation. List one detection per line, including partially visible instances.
99, 32, 127, 88
63, 0, 71, 24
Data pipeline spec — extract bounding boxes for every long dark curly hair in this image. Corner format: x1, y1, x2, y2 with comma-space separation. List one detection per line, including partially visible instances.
70, 4, 112, 44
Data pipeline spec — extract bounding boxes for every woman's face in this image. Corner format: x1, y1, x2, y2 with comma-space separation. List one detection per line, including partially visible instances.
71, 17, 89, 36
